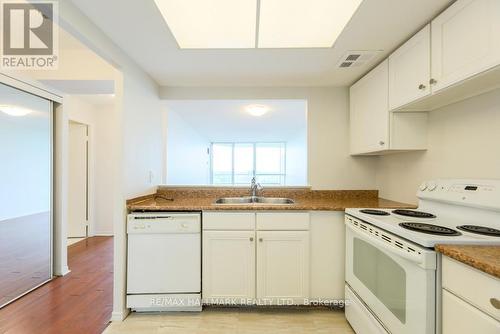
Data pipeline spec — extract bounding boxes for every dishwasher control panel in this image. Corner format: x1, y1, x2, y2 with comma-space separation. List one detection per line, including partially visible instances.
127, 213, 201, 234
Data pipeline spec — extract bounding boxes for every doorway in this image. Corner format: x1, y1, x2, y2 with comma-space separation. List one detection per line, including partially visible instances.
68, 121, 89, 244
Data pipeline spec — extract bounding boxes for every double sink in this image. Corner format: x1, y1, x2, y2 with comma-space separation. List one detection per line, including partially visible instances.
215, 196, 295, 205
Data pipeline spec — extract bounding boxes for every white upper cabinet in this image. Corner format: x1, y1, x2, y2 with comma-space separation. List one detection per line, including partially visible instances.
350, 59, 427, 155
350, 0, 500, 154
389, 24, 431, 110
431, 0, 500, 93
350, 60, 390, 154
369, 0, 500, 112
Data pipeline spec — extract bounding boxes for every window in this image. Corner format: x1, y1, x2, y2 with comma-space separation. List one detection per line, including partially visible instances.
211, 142, 286, 185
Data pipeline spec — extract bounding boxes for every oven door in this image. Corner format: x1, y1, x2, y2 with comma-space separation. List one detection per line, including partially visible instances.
345, 215, 437, 334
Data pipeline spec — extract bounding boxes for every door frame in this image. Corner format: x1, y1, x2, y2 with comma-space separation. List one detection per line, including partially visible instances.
68, 120, 92, 238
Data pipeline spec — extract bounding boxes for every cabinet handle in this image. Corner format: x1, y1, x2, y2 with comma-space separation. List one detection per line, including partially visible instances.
249, 237, 254, 242
259, 238, 263, 242
418, 84, 426, 90
491, 298, 500, 309
379, 141, 385, 146
429, 78, 437, 85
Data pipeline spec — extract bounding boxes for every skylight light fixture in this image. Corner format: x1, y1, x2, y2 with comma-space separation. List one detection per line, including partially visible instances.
0, 105, 33, 117
245, 104, 270, 117
154, 0, 363, 49
153, 0, 257, 48
258, 0, 363, 48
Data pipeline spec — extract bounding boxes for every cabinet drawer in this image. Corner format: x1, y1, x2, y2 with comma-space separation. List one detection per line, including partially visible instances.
203, 212, 255, 230
256, 212, 310, 230
442, 289, 500, 334
442, 256, 500, 321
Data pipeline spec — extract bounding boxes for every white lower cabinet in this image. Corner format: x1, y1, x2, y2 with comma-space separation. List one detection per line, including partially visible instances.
202, 212, 313, 305
256, 231, 309, 305
202, 211, 345, 306
309, 212, 345, 300
202, 230, 255, 303
441, 256, 500, 334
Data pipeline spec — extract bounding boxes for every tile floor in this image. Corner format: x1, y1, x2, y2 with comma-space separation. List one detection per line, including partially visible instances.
104, 307, 355, 334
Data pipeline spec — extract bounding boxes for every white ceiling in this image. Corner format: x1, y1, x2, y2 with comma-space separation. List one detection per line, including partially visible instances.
72, 94, 116, 106
69, 0, 452, 87
8, 28, 116, 84
166, 99, 307, 141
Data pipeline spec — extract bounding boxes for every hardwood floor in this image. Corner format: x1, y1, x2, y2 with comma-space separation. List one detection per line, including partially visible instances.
0, 236, 113, 334
0, 212, 51, 307
104, 307, 354, 334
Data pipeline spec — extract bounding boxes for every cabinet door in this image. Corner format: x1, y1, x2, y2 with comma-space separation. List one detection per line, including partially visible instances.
442, 289, 500, 334
350, 59, 389, 154
310, 212, 345, 300
431, 0, 500, 92
202, 231, 255, 303
256, 231, 309, 304
389, 24, 431, 110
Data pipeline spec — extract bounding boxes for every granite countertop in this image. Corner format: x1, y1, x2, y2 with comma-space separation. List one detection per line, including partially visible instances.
127, 187, 414, 212
435, 244, 500, 279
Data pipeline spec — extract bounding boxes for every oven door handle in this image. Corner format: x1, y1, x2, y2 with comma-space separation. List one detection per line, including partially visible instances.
347, 223, 424, 265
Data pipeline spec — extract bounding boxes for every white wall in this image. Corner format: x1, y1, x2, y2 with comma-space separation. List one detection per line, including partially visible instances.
285, 129, 308, 186
376, 89, 500, 204
121, 76, 163, 197
160, 86, 378, 190
166, 110, 210, 184
59, 1, 165, 320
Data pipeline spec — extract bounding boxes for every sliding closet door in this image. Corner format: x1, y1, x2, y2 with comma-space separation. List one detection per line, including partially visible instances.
0, 83, 52, 308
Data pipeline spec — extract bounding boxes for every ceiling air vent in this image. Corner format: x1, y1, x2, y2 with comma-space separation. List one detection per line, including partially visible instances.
337, 50, 380, 69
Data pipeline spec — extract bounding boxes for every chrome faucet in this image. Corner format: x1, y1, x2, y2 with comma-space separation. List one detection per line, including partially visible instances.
250, 177, 263, 197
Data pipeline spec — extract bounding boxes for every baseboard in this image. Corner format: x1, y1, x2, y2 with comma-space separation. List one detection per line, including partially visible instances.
111, 308, 130, 322
94, 232, 114, 236
54, 266, 71, 277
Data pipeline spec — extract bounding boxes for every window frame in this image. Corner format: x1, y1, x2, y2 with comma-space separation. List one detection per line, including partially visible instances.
210, 142, 287, 185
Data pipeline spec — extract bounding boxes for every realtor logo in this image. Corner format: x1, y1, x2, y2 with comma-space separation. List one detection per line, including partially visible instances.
1, 0, 58, 69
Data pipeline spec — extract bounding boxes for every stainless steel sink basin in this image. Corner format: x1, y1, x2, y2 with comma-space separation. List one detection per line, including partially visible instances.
214, 196, 295, 205
253, 197, 295, 204
214, 197, 254, 204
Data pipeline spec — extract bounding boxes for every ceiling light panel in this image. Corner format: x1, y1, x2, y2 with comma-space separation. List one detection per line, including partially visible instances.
154, 0, 257, 49
245, 104, 270, 116
258, 0, 363, 48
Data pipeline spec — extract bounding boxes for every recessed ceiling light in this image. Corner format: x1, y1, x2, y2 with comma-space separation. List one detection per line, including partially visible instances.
258, 0, 363, 48
153, 0, 257, 49
245, 104, 269, 116
0, 105, 33, 117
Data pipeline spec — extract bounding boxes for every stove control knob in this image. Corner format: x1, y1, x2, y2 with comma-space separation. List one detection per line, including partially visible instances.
427, 182, 438, 191
419, 182, 428, 191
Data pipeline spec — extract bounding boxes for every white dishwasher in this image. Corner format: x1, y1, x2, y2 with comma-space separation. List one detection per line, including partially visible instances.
127, 212, 201, 312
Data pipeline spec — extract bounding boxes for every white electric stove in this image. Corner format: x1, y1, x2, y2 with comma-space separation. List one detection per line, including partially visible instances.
344, 179, 500, 334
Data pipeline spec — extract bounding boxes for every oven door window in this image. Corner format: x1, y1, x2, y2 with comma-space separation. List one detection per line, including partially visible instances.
353, 238, 406, 323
